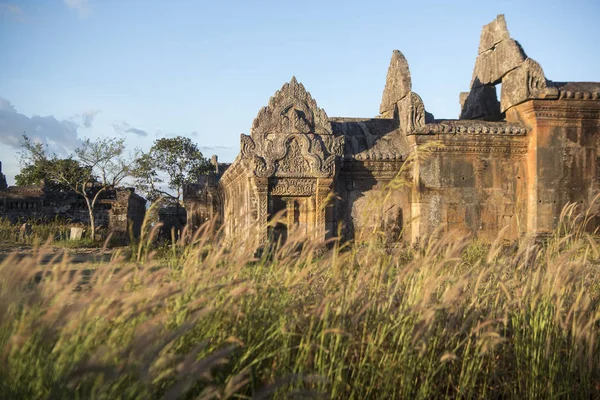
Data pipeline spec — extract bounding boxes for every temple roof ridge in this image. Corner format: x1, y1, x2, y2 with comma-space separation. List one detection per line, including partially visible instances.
551, 81, 600, 100
413, 119, 528, 136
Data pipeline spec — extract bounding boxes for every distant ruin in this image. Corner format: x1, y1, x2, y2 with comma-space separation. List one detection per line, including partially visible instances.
0, 162, 146, 237
183, 15, 600, 245
183, 155, 230, 231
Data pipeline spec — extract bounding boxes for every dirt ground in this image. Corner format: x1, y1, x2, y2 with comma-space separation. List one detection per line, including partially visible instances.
0, 241, 130, 265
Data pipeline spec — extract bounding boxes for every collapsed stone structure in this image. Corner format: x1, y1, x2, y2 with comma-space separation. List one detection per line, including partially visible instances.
183, 155, 229, 230
0, 161, 146, 237
185, 15, 600, 245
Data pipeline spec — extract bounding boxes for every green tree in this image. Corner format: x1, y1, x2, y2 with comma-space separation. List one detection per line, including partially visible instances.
19, 135, 137, 240
15, 158, 86, 192
133, 136, 211, 204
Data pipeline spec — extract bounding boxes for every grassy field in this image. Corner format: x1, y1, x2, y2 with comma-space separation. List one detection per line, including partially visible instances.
0, 217, 74, 245
0, 202, 600, 399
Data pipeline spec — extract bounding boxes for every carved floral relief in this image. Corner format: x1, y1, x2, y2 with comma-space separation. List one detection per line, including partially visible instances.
240, 77, 344, 178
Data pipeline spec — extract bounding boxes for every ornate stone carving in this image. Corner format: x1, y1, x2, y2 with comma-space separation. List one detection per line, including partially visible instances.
559, 91, 600, 100
252, 76, 332, 137
556, 82, 600, 100
240, 77, 344, 178
501, 58, 552, 112
412, 120, 528, 136
276, 139, 310, 175
422, 137, 529, 156
399, 92, 426, 133
270, 178, 316, 196
253, 177, 269, 245
525, 105, 600, 121
314, 179, 333, 240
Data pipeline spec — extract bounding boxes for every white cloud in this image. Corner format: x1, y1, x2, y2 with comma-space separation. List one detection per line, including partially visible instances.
64, 0, 90, 17
0, 97, 82, 156
0, 97, 16, 112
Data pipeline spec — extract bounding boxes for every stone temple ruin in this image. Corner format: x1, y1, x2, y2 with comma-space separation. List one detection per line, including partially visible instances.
185, 15, 600, 245
0, 161, 146, 237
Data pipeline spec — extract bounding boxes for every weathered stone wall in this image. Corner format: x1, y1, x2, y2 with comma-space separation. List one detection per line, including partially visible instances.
509, 96, 600, 236
220, 160, 254, 240
336, 160, 411, 242
158, 206, 187, 238
183, 160, 229, 232
411, 132, 528, 242
0, 186, 91, 223
109, 188, 146, 237
0, 183, 146, 237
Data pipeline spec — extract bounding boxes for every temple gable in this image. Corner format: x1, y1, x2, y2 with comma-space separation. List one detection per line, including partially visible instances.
240, 77, 344, 179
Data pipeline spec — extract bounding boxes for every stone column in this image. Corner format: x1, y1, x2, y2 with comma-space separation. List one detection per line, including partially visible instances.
254, 177, 269, 245
315, 178, 333, 241
286, 199, 295, 232
298, 198, 308, 236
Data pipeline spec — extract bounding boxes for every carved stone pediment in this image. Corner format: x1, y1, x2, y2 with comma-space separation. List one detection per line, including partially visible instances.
251, 76, 332, 137
240, 77, 344, 178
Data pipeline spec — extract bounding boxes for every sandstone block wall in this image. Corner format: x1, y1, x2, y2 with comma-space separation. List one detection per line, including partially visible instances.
0, 184, 146, 238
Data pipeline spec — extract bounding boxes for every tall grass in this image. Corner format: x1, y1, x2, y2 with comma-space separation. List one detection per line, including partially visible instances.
0, 217, 72, 244
1, 203, 600, 398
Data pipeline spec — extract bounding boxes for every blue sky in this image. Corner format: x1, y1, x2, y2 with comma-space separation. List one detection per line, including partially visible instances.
1, 0, 599, 185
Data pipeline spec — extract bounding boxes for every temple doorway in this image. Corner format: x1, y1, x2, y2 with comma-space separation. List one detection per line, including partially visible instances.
268, 196, 311, 245
269, 196, 287, 245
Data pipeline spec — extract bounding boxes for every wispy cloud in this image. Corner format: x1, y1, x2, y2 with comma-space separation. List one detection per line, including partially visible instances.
199, 145, 235, 151
0, 3, 24, 22
64, 0, 90, 18
72, 109, 100, 128
0, 97, 81, 156
155, 131, 208, 140
112, 121, 148, 137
